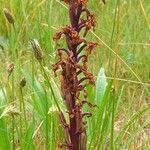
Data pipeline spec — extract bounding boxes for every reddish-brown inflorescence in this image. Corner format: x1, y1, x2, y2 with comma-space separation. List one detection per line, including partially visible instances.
52, 0, 105, 149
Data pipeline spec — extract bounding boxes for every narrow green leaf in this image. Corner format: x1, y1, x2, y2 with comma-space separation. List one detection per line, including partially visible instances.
95, 67, 108, 105
0, 118, 11, 149
50, 78, 66, 112
22, 121, 35, 150
0, 88, 10, 149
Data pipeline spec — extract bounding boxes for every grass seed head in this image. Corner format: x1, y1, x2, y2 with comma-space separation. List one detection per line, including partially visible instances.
7, 63, 14, 77
20, 77, 26, 88
3, 8, 14, 24
30, 39, 43, 61
0, 105, 20, 118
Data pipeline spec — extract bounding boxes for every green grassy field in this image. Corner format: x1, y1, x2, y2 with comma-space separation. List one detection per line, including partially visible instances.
0, 0, 149, 149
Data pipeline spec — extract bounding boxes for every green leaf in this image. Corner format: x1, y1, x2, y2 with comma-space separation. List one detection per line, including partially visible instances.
21, 121, 35, 150
50, 78, 66, 112
0, 118, 10, 149
0, 88, 7, 108
0, 88, 10, 149
22, 70, 48, 119
95, 67, 108, 105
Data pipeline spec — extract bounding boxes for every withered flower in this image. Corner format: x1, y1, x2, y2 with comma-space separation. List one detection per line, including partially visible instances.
52, 0, 104, 149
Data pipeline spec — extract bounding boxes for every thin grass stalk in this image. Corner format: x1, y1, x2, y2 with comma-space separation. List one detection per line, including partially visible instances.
6, 63, 15, 149
11, 73, 15, 150
44, 89, 49, 150
110, 93, 115, 150
20, 83, 27, 130
111, 0, 121, 148
31, 45, 36, 131
19, 88, 23, 147
39, 62, 62, 112
39, 61, 50, 149
108, 0, 118, 72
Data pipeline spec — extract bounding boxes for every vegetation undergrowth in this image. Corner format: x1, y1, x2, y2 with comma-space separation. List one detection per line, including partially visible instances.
0, 0, 149, 149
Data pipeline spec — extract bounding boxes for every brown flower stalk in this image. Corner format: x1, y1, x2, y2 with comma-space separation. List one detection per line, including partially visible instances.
53, 0, 105, 149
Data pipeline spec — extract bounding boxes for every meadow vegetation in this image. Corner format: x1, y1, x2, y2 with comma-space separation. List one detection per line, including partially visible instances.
0, 0, 149, 149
